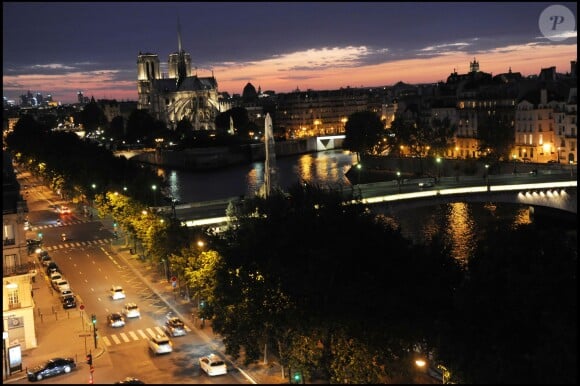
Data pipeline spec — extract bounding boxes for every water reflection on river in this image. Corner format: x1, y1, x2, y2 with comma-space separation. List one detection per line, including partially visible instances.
388, 202, 532, 265
156, 149, 357, 203
155, 149, 542, 264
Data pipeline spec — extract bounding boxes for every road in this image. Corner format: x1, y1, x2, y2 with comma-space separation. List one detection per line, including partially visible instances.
16, 169, 252, 384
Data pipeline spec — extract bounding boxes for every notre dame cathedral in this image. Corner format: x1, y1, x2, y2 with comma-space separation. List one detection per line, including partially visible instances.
137, 24, 224, 130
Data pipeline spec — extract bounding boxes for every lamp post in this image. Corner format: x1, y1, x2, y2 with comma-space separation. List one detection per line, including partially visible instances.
151, 185, 157, 207
396, 171, 401, 193
512, 154, 517, 174
436, 156, 441, 182
570, 160, 574, 179
485, 164, 490, 191
356, 163, 362, 185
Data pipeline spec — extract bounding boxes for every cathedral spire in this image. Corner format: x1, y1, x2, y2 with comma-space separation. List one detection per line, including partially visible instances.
176, 17, 187, 87
177, 16, 183, 53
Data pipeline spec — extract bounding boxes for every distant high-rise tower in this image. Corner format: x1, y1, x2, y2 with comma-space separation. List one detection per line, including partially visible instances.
77, 91, 84, 104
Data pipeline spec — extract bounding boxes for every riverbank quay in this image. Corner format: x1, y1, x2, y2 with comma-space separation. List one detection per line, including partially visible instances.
345, 155, 565, 185
131, 137, 335, 171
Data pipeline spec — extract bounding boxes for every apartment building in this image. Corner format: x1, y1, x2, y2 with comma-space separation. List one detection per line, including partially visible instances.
3, 152, 37, 351
514, 88, 577, 164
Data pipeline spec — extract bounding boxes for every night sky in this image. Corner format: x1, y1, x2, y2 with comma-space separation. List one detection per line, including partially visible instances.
3, 2, 577, 104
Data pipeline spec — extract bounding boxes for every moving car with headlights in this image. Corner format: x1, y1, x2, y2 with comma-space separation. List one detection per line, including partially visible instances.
110, 285, 126, 300
148, 334, 172, 355
199, 354, 227, 376
107, 312, 126, 328
122, 303, 141, 318
26, 357, 76, 381
164, 317, 187, 337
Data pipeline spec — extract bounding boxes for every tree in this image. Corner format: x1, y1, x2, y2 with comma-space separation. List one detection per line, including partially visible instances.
107, 116, 125, 140
343, 111, 385, 161
125, 109, 157, 142
477, 113, 514, 162
429, 117, 456, 157
79, 97, 108, 133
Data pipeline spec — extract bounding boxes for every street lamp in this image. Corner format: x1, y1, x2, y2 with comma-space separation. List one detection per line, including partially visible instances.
415, 359, 451, 384
356, 163, 362, 185
512, 154, 517, 174
151, 185, 157, 207
396, 171, 401, 193
485, 164, 490, 191
436, 157, 441, 182
570, 160, 574, 179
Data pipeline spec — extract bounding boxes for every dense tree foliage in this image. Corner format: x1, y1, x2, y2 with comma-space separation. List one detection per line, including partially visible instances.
477, 114, 514, 162
79, 98, 108, 133
204, 183, 463, 382
5, 115, 164, 205
343, 111, 386, 160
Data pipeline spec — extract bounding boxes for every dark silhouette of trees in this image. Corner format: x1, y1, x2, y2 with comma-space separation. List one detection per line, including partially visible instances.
343, 111, 385, 161
208, 183, 462, 382
79, 97, 108, 133
477, 114, 514, 162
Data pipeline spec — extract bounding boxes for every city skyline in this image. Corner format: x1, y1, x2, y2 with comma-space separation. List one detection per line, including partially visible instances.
3, 2, 577, 104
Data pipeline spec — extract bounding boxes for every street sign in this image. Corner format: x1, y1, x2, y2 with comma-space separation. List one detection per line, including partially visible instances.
80, 304, 85, 310
171, 281, 177, 288
171, 276, 177, 282
78, 333, 91, 337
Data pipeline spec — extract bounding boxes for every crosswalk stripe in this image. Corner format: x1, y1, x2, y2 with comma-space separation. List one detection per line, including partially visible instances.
145, 328, 156, 338
102, 337, 112, 346
111, 334, 121, 344
129, 331, 139, 341
184, 325, 192, 332
154, 326, 165, 335
137, 329, 148, 339
120, 332, 131, 342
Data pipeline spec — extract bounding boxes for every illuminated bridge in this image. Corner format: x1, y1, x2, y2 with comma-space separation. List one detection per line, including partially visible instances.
159, 172, 576, 228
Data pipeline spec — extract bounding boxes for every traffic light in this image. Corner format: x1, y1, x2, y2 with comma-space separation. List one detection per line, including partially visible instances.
91, 314, 97, 325
86, 353, 93, 366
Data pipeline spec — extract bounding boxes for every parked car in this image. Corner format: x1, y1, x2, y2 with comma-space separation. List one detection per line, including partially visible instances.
199, 354, 227, 376
46, 262, 60, 275
107, 312, 126, 328
50, 272, 63, 283
164, 317, 187, 337
60, 289, 74, 297
110, 285, 126, 300
53, 279, 70, 292
148, 334, 172, 355
26, 357, 76, 381
122, 303, 141, 318
61, 294, 76, 309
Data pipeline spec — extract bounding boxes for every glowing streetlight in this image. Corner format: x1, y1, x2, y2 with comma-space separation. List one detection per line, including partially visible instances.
485, 164, 490, 191
151, 184, 157, 206
396, 171, 401, 193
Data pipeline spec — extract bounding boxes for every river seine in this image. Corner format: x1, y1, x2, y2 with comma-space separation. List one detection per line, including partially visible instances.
154, 149, 572, 263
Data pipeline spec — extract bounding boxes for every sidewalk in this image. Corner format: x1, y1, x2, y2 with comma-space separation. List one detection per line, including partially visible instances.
4, 265, 106, 383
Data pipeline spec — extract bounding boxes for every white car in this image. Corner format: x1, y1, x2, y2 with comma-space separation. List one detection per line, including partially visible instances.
148, 334, 172, 355
122, 303, 141, 318
199, 354, 227, 376
110, 285, 126, 300
53, 280, 71, 292
50, 272, 63, 282
164, 317, 187, 337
